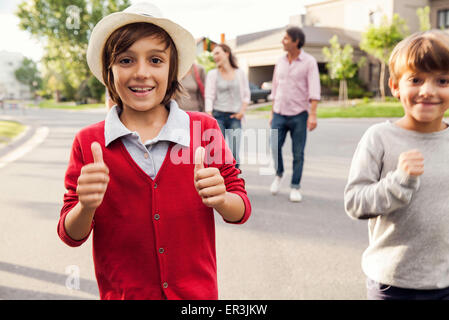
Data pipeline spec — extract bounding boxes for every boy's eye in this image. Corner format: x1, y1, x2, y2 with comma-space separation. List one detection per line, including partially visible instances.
150, 57, 162, 64
409, 77, 422, 84
438, 78, 449, 86
119, 58, 132, 64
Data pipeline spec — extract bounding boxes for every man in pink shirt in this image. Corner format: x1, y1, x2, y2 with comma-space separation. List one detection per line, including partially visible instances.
269, 26, 321, 202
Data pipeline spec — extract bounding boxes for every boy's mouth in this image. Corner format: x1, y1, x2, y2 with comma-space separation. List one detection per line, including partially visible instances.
129, 87, 154, 93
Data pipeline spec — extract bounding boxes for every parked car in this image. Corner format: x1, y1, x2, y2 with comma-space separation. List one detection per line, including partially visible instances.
261, 81, 272, 90
249, 82, 271, 103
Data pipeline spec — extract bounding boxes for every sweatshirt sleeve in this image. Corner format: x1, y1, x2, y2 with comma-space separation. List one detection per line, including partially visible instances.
204, 69, 217, 113
239, 69, 251, 105
57, 135, 94, 247
204, 117, 251, 224
344, 127, 420, 220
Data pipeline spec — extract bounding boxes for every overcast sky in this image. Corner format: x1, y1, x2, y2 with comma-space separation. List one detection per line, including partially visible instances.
0, 0, 322, 61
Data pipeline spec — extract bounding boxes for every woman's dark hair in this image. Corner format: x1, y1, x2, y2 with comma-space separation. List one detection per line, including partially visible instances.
286, 26, 305, 49
217, 43, 238, 69
102, 22, 180, 108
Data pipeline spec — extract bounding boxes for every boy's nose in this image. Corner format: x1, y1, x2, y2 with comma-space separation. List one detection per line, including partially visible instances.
134, 61, 151, 79
419, 81, 436, 97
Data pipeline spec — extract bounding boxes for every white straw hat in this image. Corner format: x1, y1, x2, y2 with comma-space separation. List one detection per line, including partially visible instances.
86, 2, 196, 84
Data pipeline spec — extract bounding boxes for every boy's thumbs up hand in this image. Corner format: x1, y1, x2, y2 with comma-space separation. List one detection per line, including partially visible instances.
194, 146, 205, 171
194, 147, 226, 208
91, 141, 104, 163
76, 142, 110, 211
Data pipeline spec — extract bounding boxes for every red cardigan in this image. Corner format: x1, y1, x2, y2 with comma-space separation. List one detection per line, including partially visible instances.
58, 112, 251, 300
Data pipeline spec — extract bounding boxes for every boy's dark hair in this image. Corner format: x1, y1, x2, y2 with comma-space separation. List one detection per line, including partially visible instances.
389, 29, 449, 85
216, 43, 238, 69
102, 22, 180, 108
286, 26, 305, 49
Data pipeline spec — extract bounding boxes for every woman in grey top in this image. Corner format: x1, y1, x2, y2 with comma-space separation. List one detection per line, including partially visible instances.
205, 44, 250, 169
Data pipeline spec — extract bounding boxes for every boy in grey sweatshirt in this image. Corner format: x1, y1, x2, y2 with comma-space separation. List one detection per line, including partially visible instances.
344, 30, 449, 300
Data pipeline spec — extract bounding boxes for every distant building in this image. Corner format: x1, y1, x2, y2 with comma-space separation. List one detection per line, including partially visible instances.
195, 37, 218, 55
230, 0, 449, 95
304, 0, 446, 33
0, 51, 32, 100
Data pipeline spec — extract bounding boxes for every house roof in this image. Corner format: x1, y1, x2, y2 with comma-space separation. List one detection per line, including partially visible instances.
235, 25, 362, 51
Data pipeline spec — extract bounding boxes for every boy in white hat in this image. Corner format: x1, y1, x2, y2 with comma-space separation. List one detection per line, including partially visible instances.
58, 3, 251, 300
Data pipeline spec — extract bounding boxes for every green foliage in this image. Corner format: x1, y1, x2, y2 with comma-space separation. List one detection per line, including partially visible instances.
14, 57, 43, 93
196, 51, 216, 73
320, 74, 373, 99
417, 6, 431, 31
360, 14, 408, 64
16, 0, 131, 100
88, 76, 105, 101
322, 35, 363, 81
360, 14, 408, 100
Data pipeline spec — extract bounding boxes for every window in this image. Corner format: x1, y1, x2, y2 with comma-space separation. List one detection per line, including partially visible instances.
437, 9, 449, 29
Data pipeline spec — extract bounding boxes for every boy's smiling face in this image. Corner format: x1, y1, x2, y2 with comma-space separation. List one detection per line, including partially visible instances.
390, 70, 449, 131
112, 35, 170, 112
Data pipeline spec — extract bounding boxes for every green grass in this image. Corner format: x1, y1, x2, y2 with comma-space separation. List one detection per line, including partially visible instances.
249, 101, 449, 118
0, 120, 26, 144
31, 99, 105, 110
317, 101, 405, 118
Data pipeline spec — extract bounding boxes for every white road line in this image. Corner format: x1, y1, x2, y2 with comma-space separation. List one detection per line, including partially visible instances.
0, 126, 50, 169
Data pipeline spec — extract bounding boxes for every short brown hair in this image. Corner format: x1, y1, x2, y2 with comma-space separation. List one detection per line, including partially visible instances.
286, 26, 305, 49
102, 22, 180, 108
389, 30, 449, 85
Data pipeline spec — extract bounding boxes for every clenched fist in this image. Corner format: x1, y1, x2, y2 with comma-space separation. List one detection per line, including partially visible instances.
76, 142, 110, 211
398, 149, 424, 177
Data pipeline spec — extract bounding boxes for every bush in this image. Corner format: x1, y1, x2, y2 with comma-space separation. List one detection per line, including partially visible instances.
88, 76, 105, 102
320, 74, 373, 99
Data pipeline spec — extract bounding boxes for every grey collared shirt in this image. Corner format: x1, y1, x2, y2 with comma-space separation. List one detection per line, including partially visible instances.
104, 100, 190, 179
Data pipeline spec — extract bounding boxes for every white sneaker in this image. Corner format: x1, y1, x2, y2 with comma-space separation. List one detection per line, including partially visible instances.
270, 176, 282, 195
289, 189, 303, 202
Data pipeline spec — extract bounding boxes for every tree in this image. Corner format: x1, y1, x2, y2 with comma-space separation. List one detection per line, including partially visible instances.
16, 0, 131, 102
196, 51, 216, 73
14, 57, 43, 95
360, 14, 408, 100
417, 6, 431, 31
322, 35, 365, 106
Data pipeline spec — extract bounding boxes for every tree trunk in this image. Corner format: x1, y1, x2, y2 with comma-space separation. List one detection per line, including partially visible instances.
379, 61, 386, 101
339, 79, 349, 107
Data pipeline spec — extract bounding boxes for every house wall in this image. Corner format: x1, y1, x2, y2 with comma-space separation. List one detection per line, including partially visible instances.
430, 0, 449, 28
305, 0, 395, 31
393, 0, 429, 33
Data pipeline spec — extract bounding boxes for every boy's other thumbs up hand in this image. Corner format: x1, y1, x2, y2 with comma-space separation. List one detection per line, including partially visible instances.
76, 142, 110, 211
194, 147, 226, 208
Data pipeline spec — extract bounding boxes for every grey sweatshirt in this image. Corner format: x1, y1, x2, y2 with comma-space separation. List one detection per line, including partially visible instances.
344, 120, 449, 289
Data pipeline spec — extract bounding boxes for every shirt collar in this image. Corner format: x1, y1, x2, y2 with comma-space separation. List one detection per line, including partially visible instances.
104, 100, 190, 148
284, 49, 303, 62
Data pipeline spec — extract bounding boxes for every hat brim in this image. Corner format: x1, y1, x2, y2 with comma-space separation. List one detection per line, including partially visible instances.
87, 12, 196, 85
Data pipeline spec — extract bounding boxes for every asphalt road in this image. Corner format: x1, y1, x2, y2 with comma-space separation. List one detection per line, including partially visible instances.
0, 106, 389, 300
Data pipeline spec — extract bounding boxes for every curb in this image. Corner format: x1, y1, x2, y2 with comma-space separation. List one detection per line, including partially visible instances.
0, 117, 49, 167
0, 118, 33, 157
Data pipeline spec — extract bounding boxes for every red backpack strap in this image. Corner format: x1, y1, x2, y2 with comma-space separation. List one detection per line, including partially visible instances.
192, 64, 205, 98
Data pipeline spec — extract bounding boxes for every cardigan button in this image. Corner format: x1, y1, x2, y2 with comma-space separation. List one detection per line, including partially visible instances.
154, 183, 157, 189
162, 282, 168, 289
154, 213, 160, 220
159, 248, 165, 254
